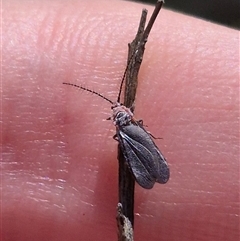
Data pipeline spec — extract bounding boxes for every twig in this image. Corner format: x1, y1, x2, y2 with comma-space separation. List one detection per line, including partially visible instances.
117, 1, 164, 241
116, 203, 134, 241
117, 10, 147, 230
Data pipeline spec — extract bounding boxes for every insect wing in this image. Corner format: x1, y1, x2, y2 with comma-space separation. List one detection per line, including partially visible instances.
118, 130, 156, 189
154, 142, 170, 184
118, 124, 169, 188
137, 124, 170, 184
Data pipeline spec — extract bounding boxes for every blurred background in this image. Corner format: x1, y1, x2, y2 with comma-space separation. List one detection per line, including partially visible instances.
134, 0, 240, 29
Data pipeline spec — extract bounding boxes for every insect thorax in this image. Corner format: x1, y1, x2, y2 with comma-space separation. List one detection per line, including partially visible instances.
112, 102, 133, 127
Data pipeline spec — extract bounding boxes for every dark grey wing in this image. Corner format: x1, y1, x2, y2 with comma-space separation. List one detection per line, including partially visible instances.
118, 130, 158, 189
118, 124, 170, 187
137, 125, 170, 184
154, 147, 170, 184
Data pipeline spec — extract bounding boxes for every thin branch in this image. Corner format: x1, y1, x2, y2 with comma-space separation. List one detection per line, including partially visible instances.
117, 1, 164, 240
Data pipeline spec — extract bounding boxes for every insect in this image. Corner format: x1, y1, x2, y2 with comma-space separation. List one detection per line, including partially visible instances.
63, 67, 170, 189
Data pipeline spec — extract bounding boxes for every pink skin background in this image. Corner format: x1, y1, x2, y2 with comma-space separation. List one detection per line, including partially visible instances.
2, 0, 239, 240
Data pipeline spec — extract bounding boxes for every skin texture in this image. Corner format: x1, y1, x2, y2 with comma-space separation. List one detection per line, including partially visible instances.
2, 0, 239, 240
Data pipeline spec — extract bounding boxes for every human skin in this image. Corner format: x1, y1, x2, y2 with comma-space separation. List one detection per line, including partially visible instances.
2, 0, 239, 240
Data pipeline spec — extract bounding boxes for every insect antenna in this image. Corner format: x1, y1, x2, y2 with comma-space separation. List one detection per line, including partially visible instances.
62, 82, 114, 105
117, 50, 137, 103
